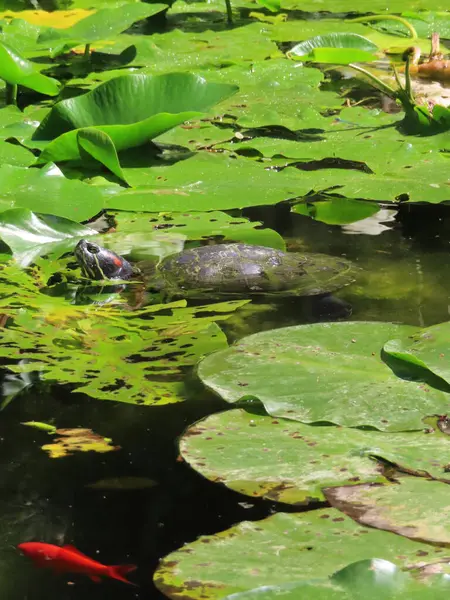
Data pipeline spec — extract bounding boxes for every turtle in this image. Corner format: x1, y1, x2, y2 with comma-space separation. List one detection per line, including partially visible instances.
74, 239, 355, 301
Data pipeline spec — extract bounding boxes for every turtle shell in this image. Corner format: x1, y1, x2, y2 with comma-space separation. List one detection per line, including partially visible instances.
156, 243, 354, 297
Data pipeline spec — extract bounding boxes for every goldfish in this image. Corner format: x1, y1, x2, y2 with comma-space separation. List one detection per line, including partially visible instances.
18, 542, 137, 585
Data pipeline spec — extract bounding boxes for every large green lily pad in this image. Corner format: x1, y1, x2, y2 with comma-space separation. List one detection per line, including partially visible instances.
111, 210, 286, 251
326, 477, 450, 546
0, 40, 60, 95
180, 409, 450, 504
155, 508, 446, 599
210, 58, 340, 131
110, 152, 326, 211
0, 164, 104, 221
384, 322, 450, 386
282, 0, 450, 12
197, 322, 450, 431
32, 73, 238, 162
0, 208, 96, 266
37, 2, 168, 56
224, 559, 450, 599
34, 73, 238, 140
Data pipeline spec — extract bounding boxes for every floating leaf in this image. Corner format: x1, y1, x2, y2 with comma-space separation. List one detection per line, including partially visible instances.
21, 421, 57, 434
0, 165, 104, 222
293, 198, 380, 225
37, 3, 168, 56
288, 33, 379, 59
0, 41, 60, 95
77, 128, 126, 182
325, 477, 450, 546
110, 210, 286, 251
41, 428, 120, 458
0, 208, 96, 266
180, 409, 450, 504
384, 321, 450, 385
33, 73, 238, 162
155, 508, 445, 599
197, 322, 450, 431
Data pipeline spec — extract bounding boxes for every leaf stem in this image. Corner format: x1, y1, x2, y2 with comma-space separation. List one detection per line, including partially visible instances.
348, 63, 397, 97
84, 43, 91, 58
5, 83, 18, 106
224, 0, 233, 25
348, 15, 418, 40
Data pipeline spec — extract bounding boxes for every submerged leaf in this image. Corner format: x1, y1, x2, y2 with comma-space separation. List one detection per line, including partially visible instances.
41, 428, 120, 458
0, 263, 249, 405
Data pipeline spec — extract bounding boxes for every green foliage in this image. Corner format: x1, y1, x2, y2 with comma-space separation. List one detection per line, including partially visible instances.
33, 73, 238, 166
0, 208, 96, 265
0, 40, 60, 99
0, 164, 104, 221
0, 263, 248, 405
37, 3, 168, 56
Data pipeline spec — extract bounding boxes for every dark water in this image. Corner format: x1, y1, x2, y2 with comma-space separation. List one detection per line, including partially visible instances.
2, 203, 450, 599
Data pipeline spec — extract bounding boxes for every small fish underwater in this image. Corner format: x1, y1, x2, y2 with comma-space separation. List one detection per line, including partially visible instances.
18, 542, 137, 585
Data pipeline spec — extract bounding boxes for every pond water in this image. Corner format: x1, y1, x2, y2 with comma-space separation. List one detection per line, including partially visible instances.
3, 203, 450, 599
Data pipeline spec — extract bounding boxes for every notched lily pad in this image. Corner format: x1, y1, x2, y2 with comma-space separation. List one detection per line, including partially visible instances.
41, 428, 120, 458
155, 508, 446, 599
384, 321, 450, 386
197, 322, 450, 431
325, 477, 450, 546
180, 409, 450, 504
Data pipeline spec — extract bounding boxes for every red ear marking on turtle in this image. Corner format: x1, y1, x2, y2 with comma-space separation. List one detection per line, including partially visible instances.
113, 256, 123, 267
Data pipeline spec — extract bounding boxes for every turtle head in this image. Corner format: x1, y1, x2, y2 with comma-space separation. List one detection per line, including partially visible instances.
74, 239, 135, 281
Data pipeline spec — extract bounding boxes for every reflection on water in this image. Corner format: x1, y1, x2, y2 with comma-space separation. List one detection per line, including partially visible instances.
2, 204, 450, 598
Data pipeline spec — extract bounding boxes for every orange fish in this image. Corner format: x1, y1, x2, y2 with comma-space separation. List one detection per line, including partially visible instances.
18, 542, 137, 585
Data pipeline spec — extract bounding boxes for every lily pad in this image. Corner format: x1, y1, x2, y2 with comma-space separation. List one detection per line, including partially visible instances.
33, 72, 238, 162
325, 477, 450, 546
384, 321, 450, 385
154, 508, 446, 599
34, 73, 238, 140
111, 152, 324, 212
0, 208, 96, 266
0, 40, 60, 95
110, 210, 286, 251
0, 164, 104, 221
197, 322, 450, 431
37, 2, 168, 56
180, 409, 450, 504
209, 58, 340, 130
288, 33, 379, 59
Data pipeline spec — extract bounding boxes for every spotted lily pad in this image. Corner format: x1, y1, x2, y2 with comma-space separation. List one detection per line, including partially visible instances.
180, 409, 450, 504
197, 322, 450, 431
384, 322, 450, 386
155, 508, 446, 599
326, 477, 450, 546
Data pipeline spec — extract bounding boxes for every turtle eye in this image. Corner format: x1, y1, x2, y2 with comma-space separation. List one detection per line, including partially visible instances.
86, 243, 99, 254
